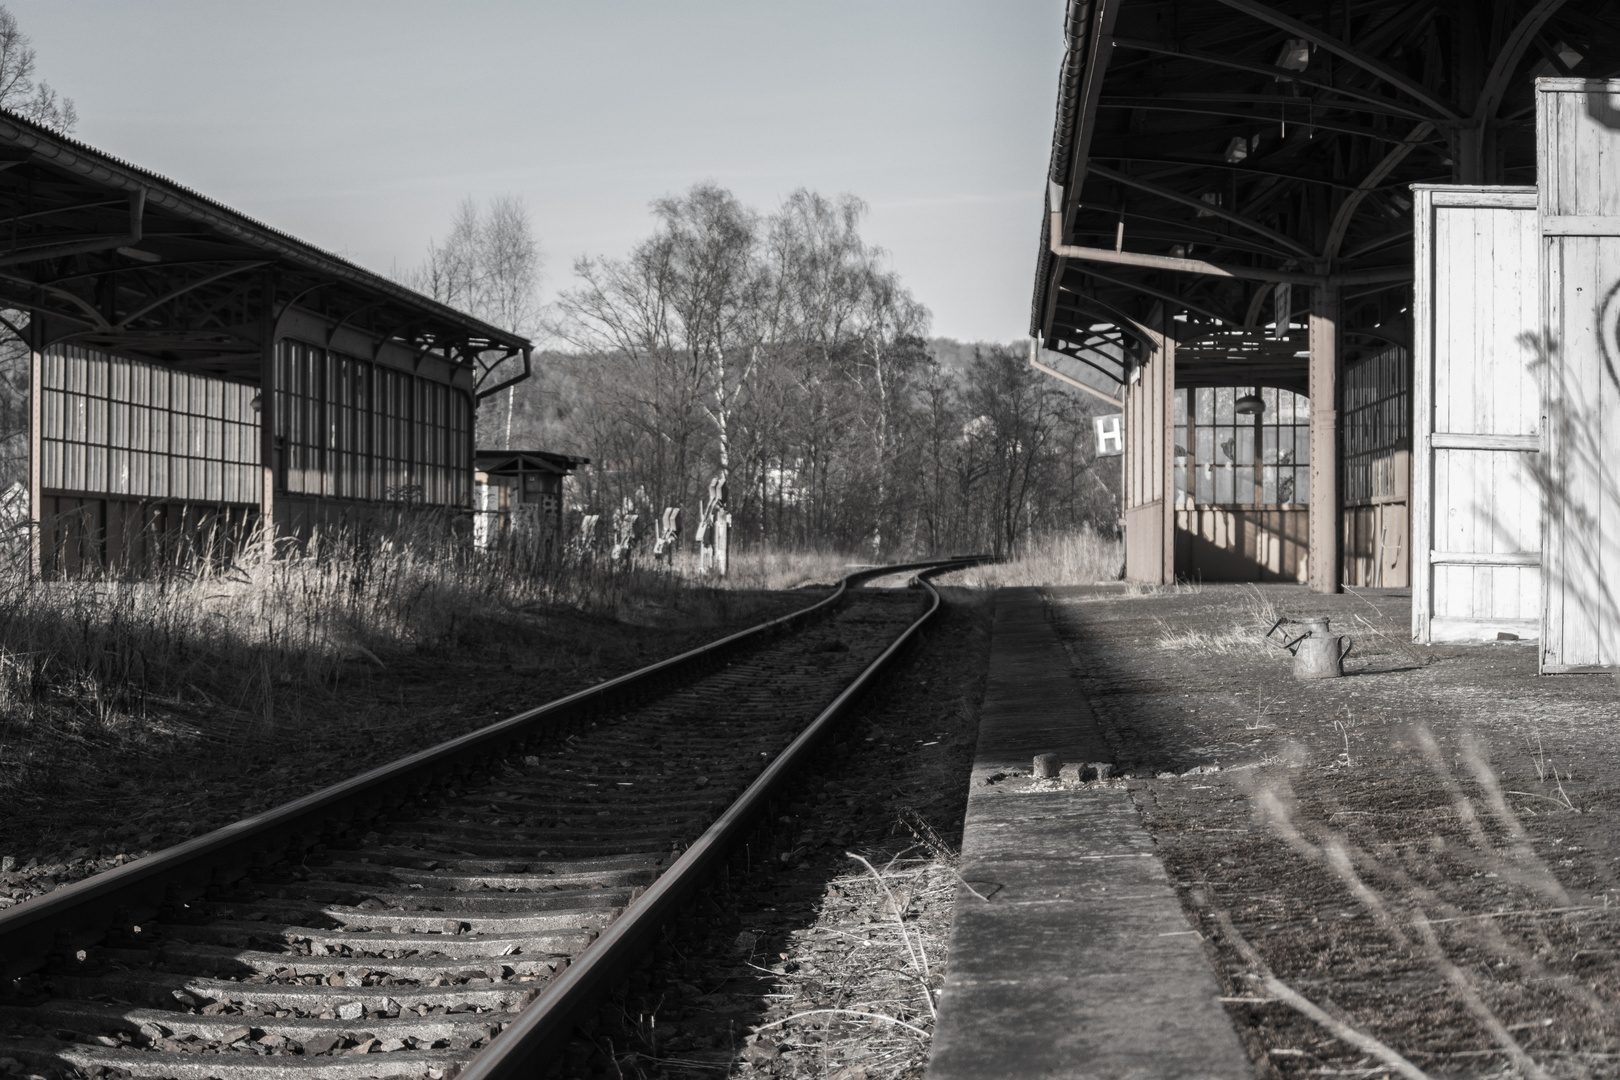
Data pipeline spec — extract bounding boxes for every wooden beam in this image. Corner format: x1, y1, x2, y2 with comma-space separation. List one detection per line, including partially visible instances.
1323, 122, 1435, 261
1086, 163, 1315, 258
1073, 263, 1237, 327
1110, 36, 1438, 123
1097, 98, 1443, 147
1093, 155, 1353, 191
1210, 0, 1462, 122
113, 261, 269, 329
1070, 203, 1315, 259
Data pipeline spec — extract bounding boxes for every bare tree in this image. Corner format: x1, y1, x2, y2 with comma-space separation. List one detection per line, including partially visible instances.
407, 195, 543, 446
554, 235, 705, 513
0, 5, 74, 489
655, 183, 759, 489
0, 6, 75, 132
521, 183, 1118, 557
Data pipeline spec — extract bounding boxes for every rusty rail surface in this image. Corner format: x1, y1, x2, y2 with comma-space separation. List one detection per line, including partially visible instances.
0, 557, 977, 994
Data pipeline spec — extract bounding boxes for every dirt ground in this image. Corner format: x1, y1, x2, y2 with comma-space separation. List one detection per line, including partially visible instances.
0, 587, 818, 908
1049, 582, 1620, 1080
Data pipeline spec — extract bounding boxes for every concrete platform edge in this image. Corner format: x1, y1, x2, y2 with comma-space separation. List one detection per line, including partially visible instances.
925, 587, 1255, 1080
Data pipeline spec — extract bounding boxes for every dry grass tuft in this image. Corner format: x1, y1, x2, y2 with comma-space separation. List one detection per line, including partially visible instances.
1221, 728, 1600, 1077
1151, 586, 1290, 656
744, 845, 956, 1078
935, 528, 1122, 588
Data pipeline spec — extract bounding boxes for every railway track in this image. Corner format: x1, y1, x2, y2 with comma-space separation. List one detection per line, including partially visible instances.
0, 558, 975, 1079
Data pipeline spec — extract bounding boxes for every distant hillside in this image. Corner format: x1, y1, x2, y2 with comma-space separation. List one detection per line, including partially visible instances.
927, 337, 1026, 377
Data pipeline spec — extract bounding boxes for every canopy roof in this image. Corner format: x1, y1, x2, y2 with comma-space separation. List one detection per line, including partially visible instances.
1032, 0, 1620, 391
0, 108, 530, 394
474, 450, 591, 477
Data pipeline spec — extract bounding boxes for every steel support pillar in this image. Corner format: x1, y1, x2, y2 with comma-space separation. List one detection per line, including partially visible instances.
259, 273, 276, 551
1308, 283, 1340, 594
1159, 320, 1177, 584
26, 317, 40, 578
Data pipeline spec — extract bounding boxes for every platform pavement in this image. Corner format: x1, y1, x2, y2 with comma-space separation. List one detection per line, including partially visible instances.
926, 587, 1254, 1080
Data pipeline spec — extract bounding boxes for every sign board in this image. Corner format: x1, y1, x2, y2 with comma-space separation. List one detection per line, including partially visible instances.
1093, 413, 1123, 457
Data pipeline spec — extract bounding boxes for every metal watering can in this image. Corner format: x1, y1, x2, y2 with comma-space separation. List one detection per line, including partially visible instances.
1270, 615, 1353, 680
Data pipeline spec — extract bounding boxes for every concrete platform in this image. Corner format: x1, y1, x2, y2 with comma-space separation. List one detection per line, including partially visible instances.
926, 588, 1253, 1080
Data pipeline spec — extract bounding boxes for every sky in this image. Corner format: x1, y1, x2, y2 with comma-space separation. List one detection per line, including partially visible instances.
9, 1, 1067, 344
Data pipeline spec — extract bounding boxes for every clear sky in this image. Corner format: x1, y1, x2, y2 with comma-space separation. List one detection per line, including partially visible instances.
9, 1, 1065, 343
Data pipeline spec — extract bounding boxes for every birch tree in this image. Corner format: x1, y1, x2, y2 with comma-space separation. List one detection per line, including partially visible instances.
408, 195, 544, 446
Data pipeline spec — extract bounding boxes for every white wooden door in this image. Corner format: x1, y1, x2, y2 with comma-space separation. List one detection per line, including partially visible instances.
1411, 186, 1543, 644
1539, 79, 1620, 671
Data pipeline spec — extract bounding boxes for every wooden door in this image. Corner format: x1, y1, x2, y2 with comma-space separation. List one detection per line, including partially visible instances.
1411, 186, 1542, 643
1539, 79, 1620, 671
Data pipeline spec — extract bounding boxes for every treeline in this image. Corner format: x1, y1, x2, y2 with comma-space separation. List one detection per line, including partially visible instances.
482, 183, 1120, 558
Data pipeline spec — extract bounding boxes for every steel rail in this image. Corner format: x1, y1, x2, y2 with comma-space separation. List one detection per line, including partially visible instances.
0, 557, 977, 982
458, 558, 976, 1078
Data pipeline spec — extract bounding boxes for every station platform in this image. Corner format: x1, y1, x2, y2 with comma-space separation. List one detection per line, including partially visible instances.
927, 587, 1253, 1080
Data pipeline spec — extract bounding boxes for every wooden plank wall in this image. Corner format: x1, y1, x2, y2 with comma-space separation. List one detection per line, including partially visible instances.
1540, 79, 1620, 670
1122, 325, 1172, 583
1411, 185, 1542, 644
1174, 507, 1307, 582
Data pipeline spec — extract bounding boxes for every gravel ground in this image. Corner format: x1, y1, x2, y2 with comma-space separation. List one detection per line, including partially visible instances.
583, 587, 995, 1080
1048, 583, 1620, 1080
0, 588, 819, 912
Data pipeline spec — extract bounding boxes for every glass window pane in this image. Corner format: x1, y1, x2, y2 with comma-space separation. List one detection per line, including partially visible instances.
1216, 386, 1234, 424
1196, 464, 1213, 504
1236, 425, 1254, 465
1196, 387, 1213, 425
1214, 465, 1234, 504
1236, 465, 1254, 504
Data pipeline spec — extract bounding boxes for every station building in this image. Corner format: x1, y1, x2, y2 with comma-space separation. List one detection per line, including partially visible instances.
0, 109, 533, 575
1030, 0, 1620, 623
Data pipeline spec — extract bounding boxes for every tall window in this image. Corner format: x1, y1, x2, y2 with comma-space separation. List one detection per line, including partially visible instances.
274, 340, 471, 506
1343, 347, 1409, 504
1174, 386, 1310, 507
41, 346, 260, 504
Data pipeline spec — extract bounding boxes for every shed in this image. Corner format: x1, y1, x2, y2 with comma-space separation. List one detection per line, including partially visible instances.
472, 449, 589, 551
0, 108, 533, 574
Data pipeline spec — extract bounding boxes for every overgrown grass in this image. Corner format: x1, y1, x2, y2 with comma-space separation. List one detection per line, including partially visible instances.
935, 528, 1122, 588
674, 545, 860, 591
0, 522, 870, 806
1150, 585, 1287, 655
